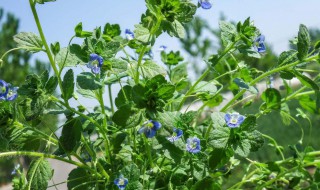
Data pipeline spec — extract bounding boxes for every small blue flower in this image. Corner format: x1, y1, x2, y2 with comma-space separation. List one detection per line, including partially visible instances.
138, 120, 161, 138
167, 128, 183, 143
11, 164, 20, 175
6, 85, 18, 101
158, 45, 167, 52
125, 29, 134, 40
199, 0, 212, 9
0, 79, 8, 98
186, 137, 201, 153
224, 112, 245, 128
254, 35, 266, 53
87, 53, 103, 74
114, 174, 128, 190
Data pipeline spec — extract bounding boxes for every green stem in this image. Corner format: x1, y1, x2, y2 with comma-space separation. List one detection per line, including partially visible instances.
220, 54, 318, 112
0, 47, 30, 66
108, 84, 114, 114
29, 0, 63, 91
177, 42, 237, 111
0, 151, 93, 172
144, 137, 154, 168
262, 134, 285, 160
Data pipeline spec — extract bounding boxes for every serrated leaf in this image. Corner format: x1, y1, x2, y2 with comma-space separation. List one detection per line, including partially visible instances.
112, 105, 143, 128
219, 21, 237, 46
233, 138, 251, 157
120, 163, 140, 181
210, 112, 226, 128
278, 50, 298, 66
59, 118, 82, 152
77, 72, 102, 90
67, 168, 93, 190
140, 60, 166, 78
208, 148, 233, 170
134, 24, 150, 43
62, 69, 74, 100
157, 84, 175, 100
56, 47, 83, 69
194, 81, 217, 95
156, 111, 181, 128
26, 158, 52, 190
297, 24, 310, 61
246, 130, 264, 152
208, 127, 230, 149
14, 32, 43, 52
45, 76, 58, 94
171, 20, 185, 39
240, 115, 256, 132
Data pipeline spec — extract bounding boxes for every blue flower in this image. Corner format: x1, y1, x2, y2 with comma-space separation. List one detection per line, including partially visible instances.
138, 120, 161, 138
0, 79, 8, 98
158, 45, 167, 51
186, 137, 201, 153
125, 29, 134, 40
114, 174, 128, 190
87, 53, 103, 74
254, 35, 266, 53
6, 85, 18, 101
167, 128, 183, 143
11, 164, 20, 175
224, 112, 245, 128
199, 0, 212, 9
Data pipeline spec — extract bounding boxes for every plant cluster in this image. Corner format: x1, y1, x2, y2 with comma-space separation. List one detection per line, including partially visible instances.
1, 0, 320, 189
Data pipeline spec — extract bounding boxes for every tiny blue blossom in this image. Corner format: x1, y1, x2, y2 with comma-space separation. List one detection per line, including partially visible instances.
11, 164, 20, 175
224, 112, 245, 128
167, 128, 183, 143
6, 85, 18, 101
87, 53, 103, 74
254, 35, 266, 53
125, 29, 134, 40
114, 174, 128, 190
138, 120, 161, 138
186, 137, 201, 153
199, 0, 212, 9
158, 45, 167, 51
0, 79, 8, 98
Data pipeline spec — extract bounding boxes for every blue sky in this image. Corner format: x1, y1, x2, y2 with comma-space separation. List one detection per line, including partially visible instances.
1, 0, 320, 55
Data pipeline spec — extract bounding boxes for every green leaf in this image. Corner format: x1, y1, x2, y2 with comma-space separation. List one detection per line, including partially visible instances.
62, 69, 74, 101
103, 23, 121, 38
125, 181, 143, 190
297, 24, 310, 60
233, 138, 251, 157
115, 85, 133, 108
35, 0, 55, 4
8, 127, 41, 151
293, 71, 319, 91
67, 168, 93, 190
140, 60, 166, 78
210, 112, 226, 128
219, 21, 237, 46
171, 63, 188, 84
77, 72, 102, 90
13, 32, 43, 52
240, 115, 256, 132
208, 127, 230, 149
191, 176, 221, 190
134, 24, 150, 43
157, 84, 175, 100
132, 84, 148, 108
112, 105, 143, 128
194, 81, 217, 95
45, 76, 58, 94
278, 50, 298, 66
170, 20, 185, 39
59, 118, 82, 152
261, 88, 281, 110
176, 1, 197, 23
246, 130, 264, 152
108, 58, 128, 74
56, 47, 83, 69
208, 148, 233, 170
50, 42, 60, 55
26, 158, 52, 190
74, 22, 83, 37
162, 51, 184, 66
156, 111, 181, 128
120, 163, 140, 181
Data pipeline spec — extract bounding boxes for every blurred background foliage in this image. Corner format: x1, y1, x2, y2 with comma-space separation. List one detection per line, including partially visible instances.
0, 8, 58, 185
